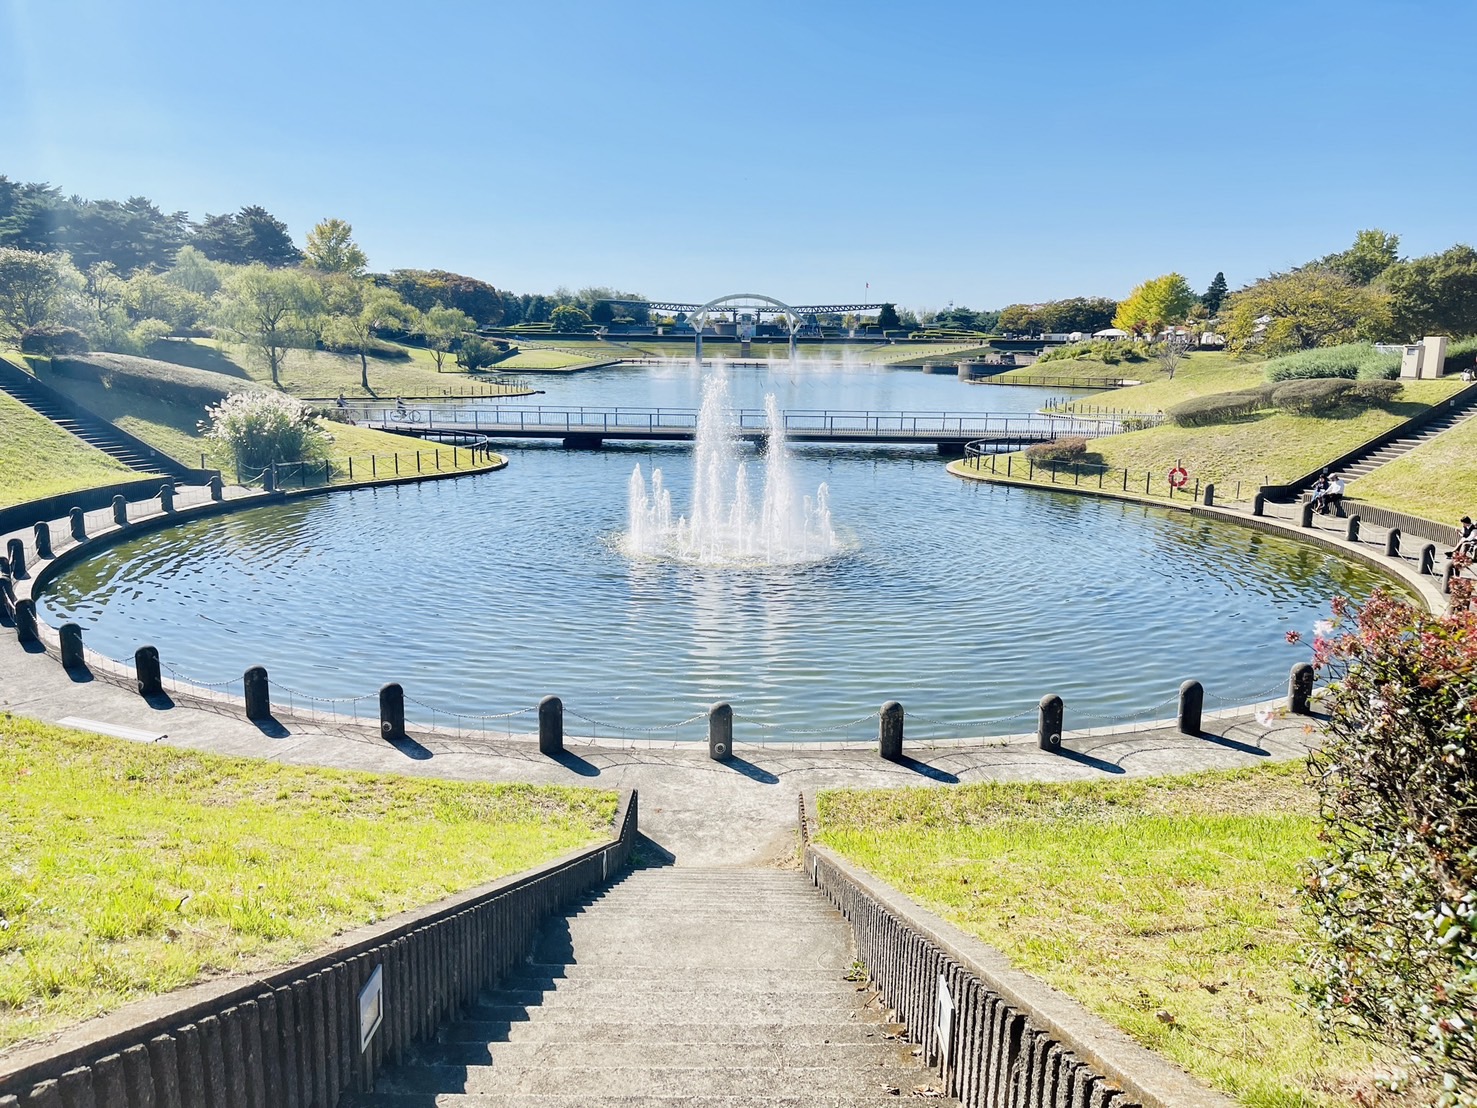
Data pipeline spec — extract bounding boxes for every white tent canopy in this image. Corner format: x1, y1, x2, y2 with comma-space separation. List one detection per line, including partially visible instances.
1092, 327, 1130, 338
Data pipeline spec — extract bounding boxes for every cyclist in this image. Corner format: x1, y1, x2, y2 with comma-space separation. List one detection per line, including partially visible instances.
394, 396, 408, 418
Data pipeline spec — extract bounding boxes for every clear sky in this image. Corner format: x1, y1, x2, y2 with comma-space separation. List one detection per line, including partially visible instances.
3, 0, 1474, 311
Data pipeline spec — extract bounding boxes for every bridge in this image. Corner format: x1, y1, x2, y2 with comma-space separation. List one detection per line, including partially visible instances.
360, 404, 1126, 452
602, 293, 889, 360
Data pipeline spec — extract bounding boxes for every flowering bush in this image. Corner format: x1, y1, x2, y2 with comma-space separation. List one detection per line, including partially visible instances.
1299, 590, 1477, 1104
199, 391, 329, 475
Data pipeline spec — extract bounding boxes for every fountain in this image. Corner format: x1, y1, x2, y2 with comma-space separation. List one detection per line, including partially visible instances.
625, 371, 840, 566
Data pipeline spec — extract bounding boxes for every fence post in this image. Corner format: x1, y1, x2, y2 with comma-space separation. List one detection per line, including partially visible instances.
1420, 543, 1437, 575
1345, 515, 1360, 543
244, 666, 271, 721
380, 683, 406, 742
209, 474, 224, 501
1443, 558, 1456, 594
1202, 482, 1214, 507
539, 695, 563, 756
70, 506, 87, 540
264, 464, 277, 493
1300, 501, 1315, 528
136, 645, 163, 698
14, 599, 38, 644
0, 578, 14, 621
112, 495, 128, 526
879, 701, 904, 761
1252, 492, 1266, 517
1177, 680, 1203, 735
5, 538, 25, 578
33, 521, 53, 559
1385, 528, 1401, 558
1288, 663, 1314, 715
60, 622, 84, 670
1037, 694, 1063, 751
708, 701, 733, 762
159, 482, 175, 514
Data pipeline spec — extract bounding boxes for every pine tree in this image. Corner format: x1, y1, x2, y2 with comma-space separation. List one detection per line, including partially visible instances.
1201, 271, 1228, 315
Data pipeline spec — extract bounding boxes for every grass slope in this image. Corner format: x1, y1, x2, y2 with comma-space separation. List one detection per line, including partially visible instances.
817, 764, 1407, 1108
0, 388, 137, 508
1346, 410, 1477, 523
0, 714, 616, 1050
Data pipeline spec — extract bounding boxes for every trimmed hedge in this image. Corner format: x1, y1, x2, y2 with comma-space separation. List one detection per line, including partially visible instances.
20, 325, 90, 356
1264, 342, 1400, 382
1166, 388, 1267, 427
1348, 379, 1402, 406
1269, 377, 1355, 414
47, 353, 264, 410
1036, 339, 1149, 365
1024, 435, 1089, 463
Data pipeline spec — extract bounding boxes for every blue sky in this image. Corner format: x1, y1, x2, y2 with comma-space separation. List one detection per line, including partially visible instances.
3, 0, 1474, 310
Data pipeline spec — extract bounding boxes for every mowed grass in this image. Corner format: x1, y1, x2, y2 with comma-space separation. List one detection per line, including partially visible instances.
0, 714, 617, 1050
1347, 409, 1477, 522
817, 764, 1407, 1108
0, 387, 138, 507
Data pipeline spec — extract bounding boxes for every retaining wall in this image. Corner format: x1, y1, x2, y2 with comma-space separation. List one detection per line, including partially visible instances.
0, 792, 638, 1107
802, 798, 1233, 1108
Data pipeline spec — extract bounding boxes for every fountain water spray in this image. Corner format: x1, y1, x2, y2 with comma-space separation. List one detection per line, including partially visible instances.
626, 373, 839, 566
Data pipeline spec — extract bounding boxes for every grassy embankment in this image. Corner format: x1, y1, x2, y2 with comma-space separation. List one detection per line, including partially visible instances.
1345, 412, 1477, 523
961, 352, 1468, 497
0, 390, 137, 509
817, 765, 1410, 1108
0, 715, 617, 1051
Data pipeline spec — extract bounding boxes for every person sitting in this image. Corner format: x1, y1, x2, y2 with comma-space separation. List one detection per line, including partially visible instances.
335, 392, 348, 409
1456, 515, 1477, 560
1309, 471, 1330, 514
1322, 474, 1346, 516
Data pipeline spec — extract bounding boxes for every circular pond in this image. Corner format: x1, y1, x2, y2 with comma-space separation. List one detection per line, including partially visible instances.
37, 362, 1387, 743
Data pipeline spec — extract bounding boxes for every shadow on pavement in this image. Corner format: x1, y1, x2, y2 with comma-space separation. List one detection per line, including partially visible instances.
724, 755, 779, 784
388, 733, 433, 760
1197, 730, 1269, 756
252, 715, 291, 739
64, 665, 93, 684
552, 748, 601, 777
1055, 746, 1126, 774
143, 691, 176, 711
631, 832, 677, 869
893, 755, 959, 783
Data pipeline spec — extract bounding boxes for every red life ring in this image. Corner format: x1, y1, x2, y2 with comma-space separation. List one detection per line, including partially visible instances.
1168, 466, 1189, 489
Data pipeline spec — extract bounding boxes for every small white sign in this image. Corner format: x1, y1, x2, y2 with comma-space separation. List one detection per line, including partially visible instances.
936, 974, 953, 1057
359, 965, 384, 1052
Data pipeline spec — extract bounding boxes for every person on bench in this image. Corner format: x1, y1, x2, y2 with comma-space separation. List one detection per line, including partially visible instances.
1320, 474, 1346, 516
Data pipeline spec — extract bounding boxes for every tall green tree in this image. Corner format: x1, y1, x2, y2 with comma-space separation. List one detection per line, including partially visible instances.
1112, 274, 1197, 336
217, 265, 323, 386
377, 269, 504, 325
0, 248, 71, 336
422, 304, 475, 371
1321, 229, 1401, 285
1383, 244, 1477, 340
324, 280, 419, 390
549, 304, 591, 332
191, 206, 301, 267
305, 218, 368, 276
166, 245, 223, 297
877, 303, 900, 330
1222, 268, 1392, 353
1200, 272, 1228, 315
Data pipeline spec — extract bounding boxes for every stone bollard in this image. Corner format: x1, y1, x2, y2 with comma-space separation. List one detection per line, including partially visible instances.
539, 695, 564, 756
1385, 528, 1401, 558
1443, 558, 1456, 595
1300, 501, 1315, 528
1288, 663, 1315, 715
1420, 543, 1437, 575
5, 538, 25, 579
112, 495, 128, 527
0, 577, 14, 620
1345, 514, 1360, 543
69, 506, 87, 541
878, 701, 904, 761
1037, 694, 1063, 751
60, 623, 84, 670
0, 554, 7, 578
1252, 492, 1266, 517
264, 465, 277, 493
243, 665, 270, 721
33, 521, 53, 559
209, 474, 224, 501
159, 482, 175, 514
14, 599, 38, 644
135, 645, 163, 698
1202, 482, 1214, 507
1178, 679, 1204, 735
708, 701, 733, 762
379, 682, 406, 742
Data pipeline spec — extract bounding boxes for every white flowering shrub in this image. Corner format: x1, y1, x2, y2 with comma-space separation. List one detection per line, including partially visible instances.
199, 391, 329, 475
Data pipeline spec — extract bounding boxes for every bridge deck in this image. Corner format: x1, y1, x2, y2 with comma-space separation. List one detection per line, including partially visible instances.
357, 404, 1125, 447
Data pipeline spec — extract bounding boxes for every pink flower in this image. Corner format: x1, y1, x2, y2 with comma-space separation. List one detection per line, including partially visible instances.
1285, 630, 1302, 644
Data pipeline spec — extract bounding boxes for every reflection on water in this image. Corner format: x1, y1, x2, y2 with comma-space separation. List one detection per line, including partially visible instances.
38, 441, 1391, 741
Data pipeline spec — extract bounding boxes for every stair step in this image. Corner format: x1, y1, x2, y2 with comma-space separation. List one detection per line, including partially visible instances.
345, 1094, 940, 1108
437, 1019, 902, 1047
413, 1041, 916, 1069
375, 1063, 931, 1097
490, 974, 863, 999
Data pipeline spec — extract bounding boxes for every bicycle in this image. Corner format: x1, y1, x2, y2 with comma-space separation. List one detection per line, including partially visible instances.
390, 406, 422, 424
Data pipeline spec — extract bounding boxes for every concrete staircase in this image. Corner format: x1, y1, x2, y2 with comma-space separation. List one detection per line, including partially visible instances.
344, 867, 953, 1107
1336, 389, 1477, 483
0, 359, 186, 476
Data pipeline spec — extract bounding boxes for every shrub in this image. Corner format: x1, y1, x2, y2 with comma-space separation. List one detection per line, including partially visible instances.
1264, 342, 1400, 382
1444, 336, 1477, 376
199, 391, 329, 474
19, 325, 89, 356
1166, 389, 1266, 427
1023, 436, 1088, 463
1270, 377, 1355, 414
1299, 592, 1477, 1104
1036, 339, 1148, 365
1348, 378, 1402, 406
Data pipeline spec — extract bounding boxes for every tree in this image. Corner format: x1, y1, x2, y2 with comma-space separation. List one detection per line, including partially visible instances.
1112, 274, 1197, 336
422, 304, 475, 372
305, 218, 368, 276
377, 269, 504, 326
877, 303, 900, 330
455, 335, 500, 372
1200, 272, 1228, 315
1321, 228, 1401, 286
549, 304, 591, 332
216, 265, 322, 386
166, 245, 223, 297
191, 206, 301, 267
1222, 268, 1393, 354
1383, 243, 1477, 341
324, 280, 418, 390
0, 248, 68, 336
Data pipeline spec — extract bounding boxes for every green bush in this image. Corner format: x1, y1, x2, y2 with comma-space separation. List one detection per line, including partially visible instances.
1444, 336, 1477, 375
1036, 339, 1148, 365
1270, 377, 1355, 414
1166, 389, 1267, 427
19, 325, 89, 356
1264, 342, 1400, 382
200, 391, 329, 473
1347, 379, 1402, 406
1024, 436, 1088, 463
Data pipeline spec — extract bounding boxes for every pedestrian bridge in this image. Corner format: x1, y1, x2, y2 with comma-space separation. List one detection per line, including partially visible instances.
359, 403, 1127, 451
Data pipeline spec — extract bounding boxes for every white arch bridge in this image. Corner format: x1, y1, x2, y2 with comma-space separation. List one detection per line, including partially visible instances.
601, 293, 888, 360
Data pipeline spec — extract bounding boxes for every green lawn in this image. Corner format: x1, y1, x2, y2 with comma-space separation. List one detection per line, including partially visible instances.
0, 388, 139, 507
817, 764, 1407, 1108
0, 714, 616, 1050
1346, 409, 1477, 523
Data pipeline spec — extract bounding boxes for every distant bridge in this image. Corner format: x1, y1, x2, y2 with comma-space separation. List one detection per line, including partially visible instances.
361, 404, 1124, 452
